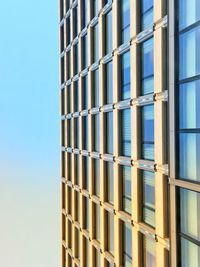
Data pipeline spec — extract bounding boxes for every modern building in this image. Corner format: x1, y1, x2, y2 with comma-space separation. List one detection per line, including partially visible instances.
59, 0, 200, 266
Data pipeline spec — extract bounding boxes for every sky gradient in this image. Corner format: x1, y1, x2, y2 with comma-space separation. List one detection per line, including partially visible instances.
0, 1, 60, 266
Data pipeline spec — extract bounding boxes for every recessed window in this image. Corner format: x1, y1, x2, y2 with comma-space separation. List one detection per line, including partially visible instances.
82, 116, 88, 150
82, 0, 88, 29
68, 220, 72, 248
66, 84, 71, 113
179, 0, 200, 30
66, 16, 71, 47
82, 75, 88, 110
94, 203, 100, 241
74, 154, 80, 186
94, 248, 101, 267
85, 238, 90, 266
67, 153, 72, 181
121, 166, 132, 214
75, 228, 80, 259
120, 0, 130, 44
142, 171, 155, 228
105, 61, 113, 104
141, 105, 154, 161
93, 114, 100, 152
84, 197, 90, 230
82, 34, 88, 70
74, 117, 79, 148
75, 191, 80, 222
122, 222, 132, 267
73, 80, 79, 112
120, 51, 130, 100
92, 69, 99, 107
120, 109, 131, 157
66, 0, 70, 13
92, 24, 99, 63
66, 51, 71, 80
60, 25, 64, 52
105, 112, 113, 154
60, 0, 64, 20
141, 0, 153, 31
93, 159, 100, 197
142, 236, 156, 267
83, 156, 89, 190
68, 186, 72, 214
73, 4, 78, 38
141, 38, 154, 95
91, 0, 99, 19
61, 56, 64, 84
73, 43, 79, 76
104, 10, 112, 55
67, 119, 71, 147
105, 161, 114, 204
107, 211, 114, 255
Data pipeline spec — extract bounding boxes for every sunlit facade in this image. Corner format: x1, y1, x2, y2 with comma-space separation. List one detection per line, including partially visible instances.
59, 0, 200, 266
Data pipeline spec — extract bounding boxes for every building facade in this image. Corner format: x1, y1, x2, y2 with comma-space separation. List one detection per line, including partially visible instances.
59, 0, 200, 266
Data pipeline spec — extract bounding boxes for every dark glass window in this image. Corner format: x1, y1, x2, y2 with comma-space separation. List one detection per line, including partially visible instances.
67, 153, 72, 181
82, 0, 88, 29
105, 161, 114, 204
92, 69, 99, 107
120, 109, 131, 157
83, 156, 89, 190
142, 171, 155, 228
91, 0, 99, 19
74, 154, 80, 186
82, 116, 88, 150
122, 166, 132, 214
82, 34, 88, 70
120, 0, 130, 44
94, 203, 100, 241
60, 0, 64, 20
74, 44, 79, 76
73, 5, 78, 38
61, 120, 65, 146
75, 191, 80, 222
107, 211, 114, 255
92, 24, 99, 63
66, 51, 71, 80
74, 117, 79, 148
61, 89, 65, 115
122, 223, 132, 267
61, 56, 64, 84
66, 16, 71, 47
66, 84, 71, 113
60, 25, 64, 52
68, 220, 72, 248
141, 0, 153, 30
74, 81, 79, 112
141, 105, 154, 160
93, 114, 100, 152
65, 0, 70, 12
141, 38, 154, 95
85, 197, 90, 230
93, 159, 100, 197
120, 51, 131, 100
104, 10, 112, 55
142, 236, 156, 267
105, 112, 113, 154
105, 61, 113, 104
68, 186, 72, 214
85, 238, 90, 266
67, 119, 71, 147
75, 228, 80, 259
82, 75, 88, 110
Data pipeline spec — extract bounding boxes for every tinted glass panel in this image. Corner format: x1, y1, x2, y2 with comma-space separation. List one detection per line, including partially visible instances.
181, 237, 200, 267
82, 116, 88, 150
93, 24, 99, 63
82, 75, 88, 110
121, 51, 131, 100
106, 112, 113, 154
123, 223, 132, 267
120, 0, 130, 44
141, 0, 153, 30
94, 159, 100, 197
107, 212, 114, 255
82, 34, 88, 70
122, 166, 132, 214
105, 11, 112, 55
74, 44, 79, 75
74, 81, 79, 112
120, 109, 131, 157
92, 69, 99, 107
179, 0, 200, 30
95, 204, 100, 240
92, 0, 99, 19
106, 162, 114, 204
73, 5, 78, 38
143, 236, 156, 267
105, 61, 113, 104
82, 0, 88, 29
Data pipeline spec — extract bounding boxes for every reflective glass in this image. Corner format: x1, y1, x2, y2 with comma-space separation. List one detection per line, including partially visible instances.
143, 236, 156, 267
141, 0, 153, 30
121, 51, 130, 100
123, 223, 132, 267
179, 81, 200, 129
105, 61, 113, 104
92, 0, 98, 19
83, 156, 89, 190
73, 5, 78, 38
142, 171, 155, 227
66, 16, 71, 47
85, 197, 90, 229
74, 81, 79, 112
179, 0, 200, 30
95, 249, 101, 267
181, 237, 200, 267
105, 10, 112, 55
82, 75, 88, 110
82, 34, 88, 70
179, 26, 200, 80
94, 159, 100, 197
180, 189, 200, 241
74, 44, 78, 75
141, 38, 154, 95
179, 133, 200, 181
82, 116, 88, 150
75, 155, 80, 185
67, 51, 71, 80
82, 0, 88, 29
74, 117, 79, 148
120, 109, 131, 157
94, 114, 100, 152
107, 212, 114, 255
141, 105, 154, 160
93, 69, 99, 107
106, 112, 113, 154
106, 162, 114, 204
95, 204, 100, 241
93, 24, 99, 63
122, 166, 132, 214
120, 0, 130, 44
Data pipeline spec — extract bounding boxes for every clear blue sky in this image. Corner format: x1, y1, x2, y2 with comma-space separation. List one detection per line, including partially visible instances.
0, 1, 60, 266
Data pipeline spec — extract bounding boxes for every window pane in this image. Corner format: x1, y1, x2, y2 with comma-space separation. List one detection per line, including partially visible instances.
74, 44, 79, 75
93, 24, 99, 63
83, 156, 89, 190
106, 162, 114, 204
141, 38, 154, 95
66, 16, 71, 47
73, 5, 78, 38
141, 0, 153, 30
93, 114, 100, 152
179, 0, 200, 30
95, 204, 100, 241
85, 197, 90, 229
121, 51, 130, 100
143, 236, 156, 267
179, 81, 200, 129
106, 112, 113, 154
74, 81, 79, 112
92, 69, 99, 107
82, 0, 88, 29
82, 34, 88, 70
92, 0, 99, 19
105, 61, 113, 104
120, 109, 131, 157
181, 237, 200, 267
105, 10, 112, 55
180, 188, 200, 242
82, 75, 88, 110
122, 166, 132, 214
95, 249, 101, 267
75, 155, 80, 185
74, 118, 79, 148
179, 26, 200, 80
179, 133, 200, 181
123, 223, 132, 267
94, 159, 100, 197
142, 171, 155, 228
141, 105, 154, 160
82, 116, 88, 150
107, 212, 114, 255
120, 0, 130, 44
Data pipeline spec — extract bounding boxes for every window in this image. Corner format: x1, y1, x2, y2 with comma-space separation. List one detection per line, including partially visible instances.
141, 0, 153, 30
179, 0, 200, 30
67, 119, 71, 147
83, 156, 89, 190
66, 0, 70, 12
94, 203, 100, 241
93, 159, 100, 197
73, 43, 79, 76
74, 117, 79, 148
141, 38, 154, 95
75, 228, 80, 259
122, 166, 132, 214
92, 24, 99, 63
82, 34, 88, 70
75, 191, 80, 222
93, 114, 100, 152
142, 236, 156, 267
60, 0, 64, 20
82, 0, 88, 29
142, 171, 155, 228
74, 154, 80, 186
104, 10, 112, 55
73, 81, 79, 112
66, 51, 71, 80
141, 105, 154, 161
105, 112, 113, 154
66, 16, 71, 47
62, 120, 65, 147
91, 0, 98, 19
94, 248, 101, 267
120, 0, 130, 44
120, 109, 131, 157
66, 84, 71, 113
61, 56, 64, 84
120, 51, 130, 100
68, 220, 72, 248
82, 75, 88, 110
122, 223, 132, 267
105, 61, 113, 104
82, 116, 88, 150
60, 25, 64, 52
73, 4, 78, 38
67, 153, 72, 181
84, 197, 90, 230
107, 211, 114, 255
85, 238, 90, 267
68, 186, 72, 214
92, 69, 99, 107
105, 162, 114, 204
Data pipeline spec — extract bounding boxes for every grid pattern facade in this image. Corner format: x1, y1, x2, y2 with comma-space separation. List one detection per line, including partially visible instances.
60, 0, 169, 266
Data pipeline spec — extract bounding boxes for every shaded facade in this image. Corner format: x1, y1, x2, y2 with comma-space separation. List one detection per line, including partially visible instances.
59, 0, 200, 266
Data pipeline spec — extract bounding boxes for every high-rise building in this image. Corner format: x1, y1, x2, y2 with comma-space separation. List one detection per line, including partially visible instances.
59, 0, 200, 266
